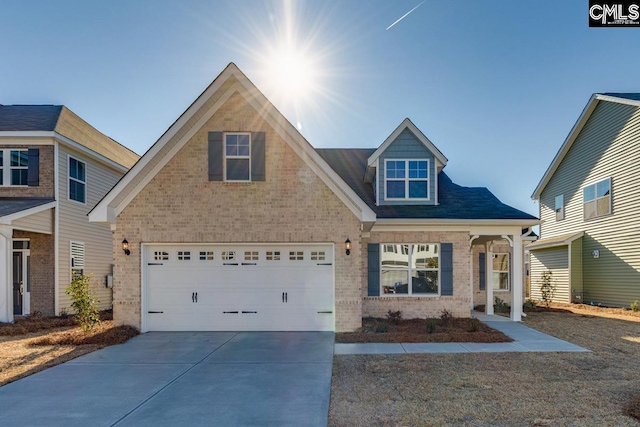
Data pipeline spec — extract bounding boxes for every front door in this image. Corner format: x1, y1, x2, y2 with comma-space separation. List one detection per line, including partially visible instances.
12, 252, 23, 315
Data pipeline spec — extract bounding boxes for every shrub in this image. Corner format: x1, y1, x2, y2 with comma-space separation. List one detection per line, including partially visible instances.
523, 299, 537, 310
65, 274, 101, 332
373, 320, 388, 333
494, 296, 508, 313
467, 318, 481, 332
386, 310, 403, 325
539, 270, 556, 308
58, 308, 69, 319
631, 300, 639, 312
425, 318, 437, 334
440, 309, 453, 325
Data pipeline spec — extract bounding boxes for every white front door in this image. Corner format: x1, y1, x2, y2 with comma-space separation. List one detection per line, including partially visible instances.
143, 244, 335, 332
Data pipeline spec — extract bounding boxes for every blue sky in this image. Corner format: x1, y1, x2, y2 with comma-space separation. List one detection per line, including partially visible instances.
2, 0, 639, 216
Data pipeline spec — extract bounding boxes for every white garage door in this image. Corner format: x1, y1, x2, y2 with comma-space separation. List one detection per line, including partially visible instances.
143, 244, 334, 332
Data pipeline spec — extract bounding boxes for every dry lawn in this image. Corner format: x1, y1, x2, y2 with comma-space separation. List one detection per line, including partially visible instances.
0, 316, 138, 387
329, 309, 640, 426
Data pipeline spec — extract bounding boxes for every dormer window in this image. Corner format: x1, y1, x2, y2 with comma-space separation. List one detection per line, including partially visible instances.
384, 159, 429, 200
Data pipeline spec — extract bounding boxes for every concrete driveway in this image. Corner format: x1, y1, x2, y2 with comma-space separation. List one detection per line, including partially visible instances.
0, 332, 334, 427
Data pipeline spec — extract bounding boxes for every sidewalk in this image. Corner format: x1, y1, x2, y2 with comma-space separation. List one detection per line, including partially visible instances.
334, 312, 589, 355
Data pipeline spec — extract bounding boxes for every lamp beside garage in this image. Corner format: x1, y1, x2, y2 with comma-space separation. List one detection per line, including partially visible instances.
345, 238, 351, 256
122, 239, 131, 256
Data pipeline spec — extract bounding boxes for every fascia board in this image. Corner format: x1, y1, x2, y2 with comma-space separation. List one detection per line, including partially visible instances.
374, 218, 540, 227
54, 133, 129, 173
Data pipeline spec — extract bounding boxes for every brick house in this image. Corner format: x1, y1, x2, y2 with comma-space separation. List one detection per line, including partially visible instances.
0, 105, 139, 322
89, 63, 537, 332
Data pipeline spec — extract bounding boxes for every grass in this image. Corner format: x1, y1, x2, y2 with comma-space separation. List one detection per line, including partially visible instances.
0, 311, 139, 387
336, 317, 512, 344
329, 307, 640, 426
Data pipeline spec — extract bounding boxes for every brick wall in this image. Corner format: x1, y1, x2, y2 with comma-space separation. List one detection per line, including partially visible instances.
113, 91, 363, 332
13, 230, 55, 315
0, 145, 54, 198
361, 231, 472, 319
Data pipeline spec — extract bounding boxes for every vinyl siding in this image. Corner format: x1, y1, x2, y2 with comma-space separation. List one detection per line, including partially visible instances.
57, 145, 122, 312
12, 209, 53, 234
530, 247, 569, 303
378, 129, 436, 205
538, 100, 640, 306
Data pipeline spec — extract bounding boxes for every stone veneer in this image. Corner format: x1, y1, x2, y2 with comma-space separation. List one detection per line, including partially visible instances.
112, 91, 363, 332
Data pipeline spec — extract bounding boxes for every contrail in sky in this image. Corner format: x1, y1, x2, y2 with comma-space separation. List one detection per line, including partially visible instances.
386, 1, 425, 30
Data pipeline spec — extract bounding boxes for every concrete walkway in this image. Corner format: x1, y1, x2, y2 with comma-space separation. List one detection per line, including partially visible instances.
335, 313, 589, 355
0, 332, 334, 427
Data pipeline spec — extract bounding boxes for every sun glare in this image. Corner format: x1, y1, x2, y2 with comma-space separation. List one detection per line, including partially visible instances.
265, 47, 317, 98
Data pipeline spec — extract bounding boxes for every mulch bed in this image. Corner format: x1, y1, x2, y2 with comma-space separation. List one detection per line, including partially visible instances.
0, 310, 114, 336
335, 317, 512, 343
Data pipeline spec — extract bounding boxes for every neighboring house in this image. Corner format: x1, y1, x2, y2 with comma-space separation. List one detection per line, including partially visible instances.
529, 93, 640, 307
89, 63, 537, 333
0, 105, 139, 323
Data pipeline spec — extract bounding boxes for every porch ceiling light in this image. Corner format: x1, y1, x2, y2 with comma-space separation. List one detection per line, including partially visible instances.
345, 238, 351, 256
122, 239, 131, 256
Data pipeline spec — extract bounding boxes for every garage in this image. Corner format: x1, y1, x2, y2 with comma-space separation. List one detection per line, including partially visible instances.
142, 244, 335, 332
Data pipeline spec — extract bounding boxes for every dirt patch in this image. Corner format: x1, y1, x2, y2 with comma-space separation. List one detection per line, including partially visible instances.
0, 313, 139, 387
336, 317, 512, 343
329, 310, 640, 426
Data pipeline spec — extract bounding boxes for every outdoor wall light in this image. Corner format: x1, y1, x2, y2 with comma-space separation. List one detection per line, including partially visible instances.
345, 238, 351, 256
122, 239, 131, 256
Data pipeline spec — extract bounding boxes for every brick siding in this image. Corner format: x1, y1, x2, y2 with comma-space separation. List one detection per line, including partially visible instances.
13, 230, 55, 315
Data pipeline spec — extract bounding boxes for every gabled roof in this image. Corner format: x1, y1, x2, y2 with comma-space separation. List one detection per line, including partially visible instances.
0, 105, 139, 169
367, 118, 448, 169
532, 93, 640, 199
0, 105, 62, 131
317, 149, 537, 222
89, 63, 376, 224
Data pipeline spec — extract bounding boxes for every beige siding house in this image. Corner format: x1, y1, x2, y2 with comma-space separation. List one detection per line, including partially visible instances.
90, 63, 537, 333
530, 94, 640, 306
0, 105, 139, 322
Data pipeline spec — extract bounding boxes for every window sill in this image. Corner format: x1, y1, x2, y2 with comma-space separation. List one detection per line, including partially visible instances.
365, 295, 441, 300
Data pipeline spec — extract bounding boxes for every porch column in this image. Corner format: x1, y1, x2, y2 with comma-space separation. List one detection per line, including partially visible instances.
485, 242, 494, 315
511, 233, 523, 321
0, 226, 12, 323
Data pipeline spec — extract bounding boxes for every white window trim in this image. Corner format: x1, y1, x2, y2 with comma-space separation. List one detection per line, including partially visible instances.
0, 148, 29, 187
555, 194, 564, 221
379, 243, 440, 297
383, 159, 430, 201
492, 252, 510, 292
582, 177, 612, 220
68, 155, 87, 205
223, 132, 251, 182
70, 241, 85, 282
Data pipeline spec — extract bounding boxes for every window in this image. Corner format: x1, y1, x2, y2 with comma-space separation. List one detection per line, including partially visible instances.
0, 150, 3, 185
225, 133, 250, 181
70, 242, 85, 279
583, 178, 611, 219
266, 251, 280, 261
244, 251, 259, 261
555, 195, 564, 221
380, 244, 439, 296
222, 251, 236, 261
177, 251, 191, 260
154, 251, 169, 261
384, 159, 429, 200
289, 251, 304, 261
199, 251, 214, 261
492, 253, 509, 291
311, 251, 326, 261
69, 157, 86, 203
0, 149, 29, 186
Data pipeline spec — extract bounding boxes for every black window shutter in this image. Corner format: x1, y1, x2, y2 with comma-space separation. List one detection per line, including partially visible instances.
251, 132, 265, 181
367, 243, 380, 296
208, 132, 223, 181
27, 148, 39, 187
479, 252, 486, 291
441, 243, 453, 296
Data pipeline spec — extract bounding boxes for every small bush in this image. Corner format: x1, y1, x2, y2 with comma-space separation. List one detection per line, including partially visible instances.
467, 318, 481, 332
386, 310, 403, 325
28, 311, 42, 319
65, 274, 101, 332
523, 299, 537, 310
539, 270, 556, 308
425, 318, 437, 334
373, 320, 388, 333
631, 300, 639, 312
494, 296, 508, 313
58, 308, 69, 319
440, 309, 453, 325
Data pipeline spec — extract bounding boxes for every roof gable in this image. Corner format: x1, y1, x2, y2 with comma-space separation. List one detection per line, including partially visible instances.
367, 118, 448, 170
532, 93, 640, 199
89, 63, 376, 224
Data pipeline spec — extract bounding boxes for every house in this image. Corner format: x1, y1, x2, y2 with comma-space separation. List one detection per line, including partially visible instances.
0, 105, 139, 323
89, 63, 537, 332
529, 93, 640, 307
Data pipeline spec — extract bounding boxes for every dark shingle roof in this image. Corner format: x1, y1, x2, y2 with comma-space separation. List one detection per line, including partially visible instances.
316, 148, 537, 220
601, 93, 640, 102
0, 198, 55, 217
0, 105, 63, 131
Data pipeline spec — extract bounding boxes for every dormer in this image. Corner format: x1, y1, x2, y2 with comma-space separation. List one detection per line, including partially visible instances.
365, 118, 448, 206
